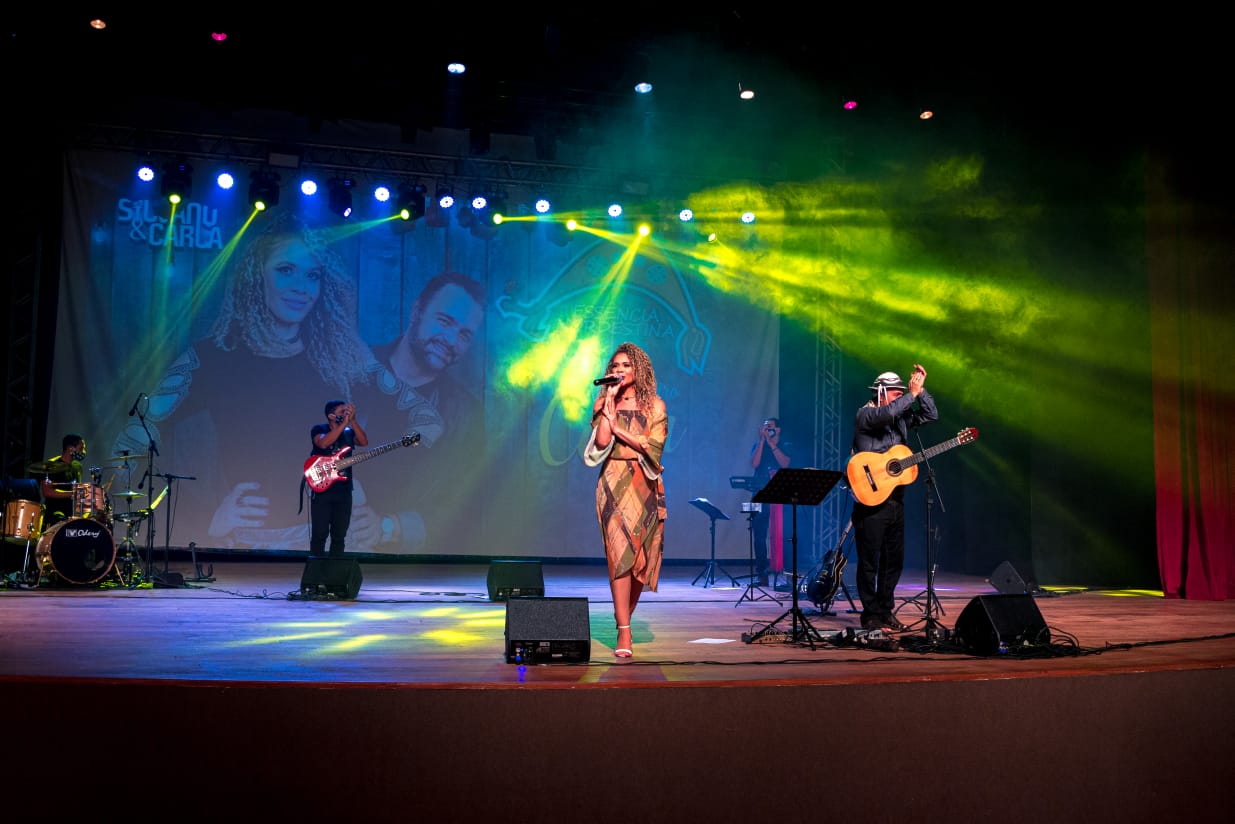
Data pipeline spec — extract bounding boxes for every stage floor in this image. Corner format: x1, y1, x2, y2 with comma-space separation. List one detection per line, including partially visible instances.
3, 559, 1233, 686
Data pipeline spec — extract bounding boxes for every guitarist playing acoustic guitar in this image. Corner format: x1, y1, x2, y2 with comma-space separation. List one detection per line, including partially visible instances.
849, 365, 937, 634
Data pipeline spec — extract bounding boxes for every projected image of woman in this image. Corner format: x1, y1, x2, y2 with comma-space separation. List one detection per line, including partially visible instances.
112, 212, 383, 550
583, 341, 668, 659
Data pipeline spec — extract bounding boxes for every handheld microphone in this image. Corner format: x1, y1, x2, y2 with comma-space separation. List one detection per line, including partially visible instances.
593, 375, 622, 386
128, 392, 146, 417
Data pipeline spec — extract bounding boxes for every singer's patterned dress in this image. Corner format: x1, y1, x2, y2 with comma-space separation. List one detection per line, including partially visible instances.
583, 406, 668, 591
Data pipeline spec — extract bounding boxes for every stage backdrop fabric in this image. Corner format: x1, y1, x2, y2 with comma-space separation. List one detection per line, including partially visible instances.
47, 149, 787, 560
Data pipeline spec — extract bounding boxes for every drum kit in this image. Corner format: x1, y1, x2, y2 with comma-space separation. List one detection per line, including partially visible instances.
2, 452, 159, 589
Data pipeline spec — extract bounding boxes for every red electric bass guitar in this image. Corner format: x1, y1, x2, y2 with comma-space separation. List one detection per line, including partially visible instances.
303, 432, 421, 493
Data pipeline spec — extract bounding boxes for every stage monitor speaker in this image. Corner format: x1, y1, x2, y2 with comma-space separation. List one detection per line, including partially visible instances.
504, 596, 590, 664
300, 558, 362, 600
487, 560, 544, 601
953, 594, 1049, 655
988, 560, 1034, 595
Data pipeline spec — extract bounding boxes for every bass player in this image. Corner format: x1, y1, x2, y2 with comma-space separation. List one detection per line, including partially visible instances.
851, 365, 937, 632
308, 400, 368, 557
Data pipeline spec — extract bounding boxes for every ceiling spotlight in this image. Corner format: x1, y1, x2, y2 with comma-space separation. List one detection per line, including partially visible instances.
137, 163, 155, 182
678, 208, 694, 223
300, 179, 318, 196
634, 82, 653, 94
374, 185, 391, 202
919, 109, 935, 120
447, 62, 466, 75
396, 183, 427, 221
217, 172, 235, 190
738, 84, 755, 100
740, 211, 756, 224
843, 99, 858, 110
607, 203, 623, 218
436, 185, 455, 209
249, 170, 281, 212
327, 178, 354, 218
471, 194, 488, 211
160, 161, 193, 204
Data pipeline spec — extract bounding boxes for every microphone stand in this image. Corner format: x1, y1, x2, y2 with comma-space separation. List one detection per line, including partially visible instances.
897, 430, 948, 644
132, 402, 160, 585
153, 472, 198, 587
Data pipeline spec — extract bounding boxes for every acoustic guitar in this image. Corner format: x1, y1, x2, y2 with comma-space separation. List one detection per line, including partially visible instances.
846, 427, 978, 506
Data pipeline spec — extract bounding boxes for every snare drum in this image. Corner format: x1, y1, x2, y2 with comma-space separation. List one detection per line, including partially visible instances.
36, 518, 116, 585
72, 482, 111, 524
4, 499, 44, 544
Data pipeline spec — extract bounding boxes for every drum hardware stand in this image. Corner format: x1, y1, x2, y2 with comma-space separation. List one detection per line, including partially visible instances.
110, 511, 149, 587
689, 498, 739, 588
894, 434, 948, 644
735, 503, 778, 605
741, 468, 842, 649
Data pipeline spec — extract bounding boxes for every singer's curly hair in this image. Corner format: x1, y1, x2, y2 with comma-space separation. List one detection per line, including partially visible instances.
209, 212, 373, 396
608, 341, 658, 414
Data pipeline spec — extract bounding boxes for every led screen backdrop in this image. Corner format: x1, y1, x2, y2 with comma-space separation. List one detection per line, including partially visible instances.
48, 149, 786, 560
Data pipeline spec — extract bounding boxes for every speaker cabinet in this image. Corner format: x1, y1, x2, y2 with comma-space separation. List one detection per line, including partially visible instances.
504, 597, 590, 664
487, 560, 544, 601
299, 558, 363, 600
988, 560, 1034, 595
953, 594, 1048, 655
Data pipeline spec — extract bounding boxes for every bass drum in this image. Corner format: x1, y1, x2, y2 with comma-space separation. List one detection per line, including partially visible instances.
36, 518, 116, 585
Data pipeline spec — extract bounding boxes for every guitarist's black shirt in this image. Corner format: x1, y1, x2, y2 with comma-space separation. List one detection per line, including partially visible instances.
852, 390, 938, 456
310, 424, 357, 482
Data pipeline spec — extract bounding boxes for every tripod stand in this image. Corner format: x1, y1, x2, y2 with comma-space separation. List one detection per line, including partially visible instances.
690, 497, 739, 588
735, 503, 778, 605
742, 468, 842, 648
895, 434, 947, 643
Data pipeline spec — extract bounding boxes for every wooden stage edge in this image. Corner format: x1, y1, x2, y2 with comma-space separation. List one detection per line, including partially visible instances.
2, 560, 1233, 822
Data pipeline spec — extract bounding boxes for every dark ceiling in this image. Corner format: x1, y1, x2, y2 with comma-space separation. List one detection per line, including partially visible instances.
5, 9, 1225, 187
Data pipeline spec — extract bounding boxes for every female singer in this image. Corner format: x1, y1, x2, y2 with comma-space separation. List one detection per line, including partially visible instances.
583, 342, 668, 659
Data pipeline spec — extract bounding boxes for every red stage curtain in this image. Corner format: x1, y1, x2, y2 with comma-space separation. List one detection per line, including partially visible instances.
1148, 157, 1235, 599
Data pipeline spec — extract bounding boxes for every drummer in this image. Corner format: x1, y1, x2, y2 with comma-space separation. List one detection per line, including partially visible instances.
38, 433, 86, 526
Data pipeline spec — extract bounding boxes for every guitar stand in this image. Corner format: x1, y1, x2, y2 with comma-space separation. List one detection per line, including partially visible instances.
735, 505, 779, 605
741, 468, 843, 649
690, 498, 739, 588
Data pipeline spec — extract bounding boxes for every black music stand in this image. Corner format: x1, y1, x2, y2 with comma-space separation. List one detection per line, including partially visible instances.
689, 498, 739, 588
742, 468, 842, 648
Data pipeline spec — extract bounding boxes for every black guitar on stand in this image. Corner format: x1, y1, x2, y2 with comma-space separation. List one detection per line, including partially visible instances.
803, 518, 858, 615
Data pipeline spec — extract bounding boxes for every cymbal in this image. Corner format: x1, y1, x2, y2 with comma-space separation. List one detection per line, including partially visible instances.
99, 455, 139, 465
111, 491, 146, 499
27, 460, 62, 474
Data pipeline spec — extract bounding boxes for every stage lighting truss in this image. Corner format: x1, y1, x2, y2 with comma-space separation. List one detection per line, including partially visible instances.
160, 160, 193, 204
248, 170, 281, 211
327, 178, 355, 218
396, 182, 428, 221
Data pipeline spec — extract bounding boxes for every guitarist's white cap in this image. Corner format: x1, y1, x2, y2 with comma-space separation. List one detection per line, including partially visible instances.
869, 372, 907, 391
